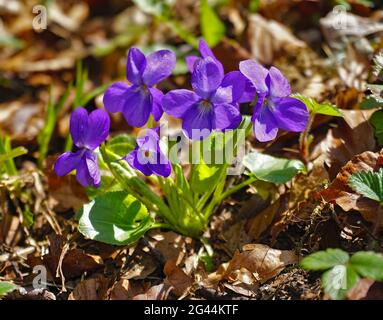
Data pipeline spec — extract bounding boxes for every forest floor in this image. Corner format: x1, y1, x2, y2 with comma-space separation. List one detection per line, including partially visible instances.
1, 0, 383, 300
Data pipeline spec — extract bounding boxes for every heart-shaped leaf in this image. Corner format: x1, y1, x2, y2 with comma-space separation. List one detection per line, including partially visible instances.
77, 191, 154, 245
107, 134, 136, 158
242, 152, 306, 184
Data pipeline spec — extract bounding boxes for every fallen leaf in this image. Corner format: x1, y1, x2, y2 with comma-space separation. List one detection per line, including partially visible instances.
271, 157, 328, 239
312, 109, 377, 179
210, 244, 298, 286
321, 11, 383, 45
68, 275, 110, 300
148, 231, 190, 266
321, 150, 383, 227
132, 283, 172, 300
223, 282, 257, 298
109, 279, 149, 300
245, 198, 281, 241
247, 13, 307, 65
347, 278, 375, 300
122, 250, 157, 280
46, 157, 89, 212
0, 100, 43, 142
163, 259, 193, 297
44, 234, 103, 279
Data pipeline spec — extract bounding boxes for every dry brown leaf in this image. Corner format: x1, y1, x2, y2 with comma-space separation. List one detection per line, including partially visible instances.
148, 231, 190, 266
223, 282, 257, 298
0, 100, 43, 142
321, 11, 383, 44
44, 234, 103, 279
132, 283, 172, 300
109, 279, 149, 300
312, 109, 377, 179
245, 198, 281, 241
347, 279, 375, 300
361, 282, 383, 300
163, 259, 193, 297
214, 38, 251, 72
122, 250, 157, 280
336, 44, 370, 90
209, 244, 297, 286
218, 220, 251, 256
271, 157, 328, 239
46, 162, 89, 212
247, 14, 307, 65
68, 275, 110, 300
335, 88, 365, 110
320, 150, 383, 227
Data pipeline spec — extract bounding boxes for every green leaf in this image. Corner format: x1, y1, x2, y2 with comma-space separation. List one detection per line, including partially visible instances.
0, 281, 18, 297
322, 265, 359, 300
242, 152, 306, 184
370, 110, 383, 146
200, 0, 226, 47
38, 83, 72, 167
300, 249, 350, 271
348, 168, 383, 203
0, 146, 27, 164
293, 94, 342, 117
107, 134, 136, 158
86, 175, 122, 200
80, 83, 109, 107
77, 192, 154, 245
92, 25, 144, 57
350, 251, 383, 281
0, 135, 27, 176
22, 205, 34, 228
360, 96, 383, 109
190, 160, 223, 194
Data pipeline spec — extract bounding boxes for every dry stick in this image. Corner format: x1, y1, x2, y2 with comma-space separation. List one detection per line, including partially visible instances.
0, 246, 35, 263
56, 242, 70, 293
32, 172, 62, 235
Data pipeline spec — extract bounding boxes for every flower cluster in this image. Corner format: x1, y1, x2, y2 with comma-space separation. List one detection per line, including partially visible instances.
55, 40, 309, 186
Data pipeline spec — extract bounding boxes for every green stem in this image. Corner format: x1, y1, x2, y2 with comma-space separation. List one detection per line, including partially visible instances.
299, 112, 315, 162
100, 146, 177, 228
218, 176, 258, 203
151, 222, 172, 230
202, 166, 228, 219
159, 176, 206, 230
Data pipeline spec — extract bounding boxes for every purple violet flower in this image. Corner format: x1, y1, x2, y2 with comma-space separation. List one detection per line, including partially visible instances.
103, 47, 176, 128
162, 55, 243, 140
125, 127, 171, 177
186, 39, 221, 73
186, 39, 255, 104
54, 107, 110, 188
239, 59, 309, 142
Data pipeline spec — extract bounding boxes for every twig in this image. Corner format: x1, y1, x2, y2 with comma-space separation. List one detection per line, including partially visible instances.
0, 246, 35, 262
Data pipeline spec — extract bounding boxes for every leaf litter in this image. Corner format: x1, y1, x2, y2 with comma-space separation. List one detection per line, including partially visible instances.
1, 0, 383, 301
